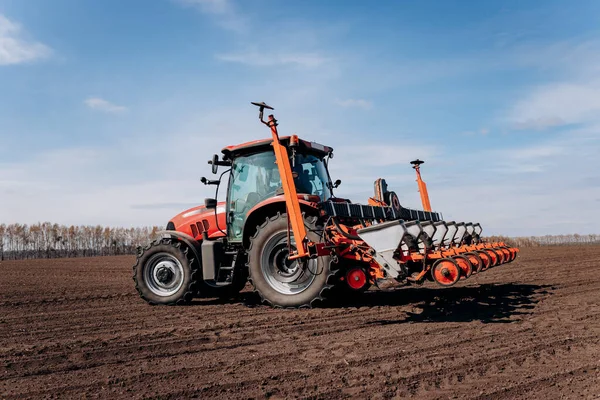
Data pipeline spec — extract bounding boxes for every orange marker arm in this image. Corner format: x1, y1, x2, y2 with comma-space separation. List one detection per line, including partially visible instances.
267, 115, 309, 258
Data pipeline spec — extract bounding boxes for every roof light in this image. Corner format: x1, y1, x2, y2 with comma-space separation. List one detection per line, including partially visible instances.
290, 135, 299, 147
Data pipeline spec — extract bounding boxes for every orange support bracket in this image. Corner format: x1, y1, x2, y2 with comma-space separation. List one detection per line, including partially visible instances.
253, 102, 309, 259
410, 159, 432, 212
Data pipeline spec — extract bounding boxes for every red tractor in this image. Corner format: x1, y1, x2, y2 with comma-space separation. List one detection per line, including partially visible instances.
133, 102, 518, 308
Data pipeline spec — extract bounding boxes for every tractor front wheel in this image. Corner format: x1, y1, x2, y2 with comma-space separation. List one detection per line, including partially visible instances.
247, 213, 332, 308
133, 238, 198, 305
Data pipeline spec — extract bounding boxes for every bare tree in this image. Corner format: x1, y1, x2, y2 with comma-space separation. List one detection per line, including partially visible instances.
0, 222, 598, 260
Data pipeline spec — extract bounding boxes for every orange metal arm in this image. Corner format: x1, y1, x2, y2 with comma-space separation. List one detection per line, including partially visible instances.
266, 115, 309, 259
411, 160, 432, 212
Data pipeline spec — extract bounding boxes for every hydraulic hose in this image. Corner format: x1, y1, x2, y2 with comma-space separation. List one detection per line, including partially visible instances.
332, 218, 362, 241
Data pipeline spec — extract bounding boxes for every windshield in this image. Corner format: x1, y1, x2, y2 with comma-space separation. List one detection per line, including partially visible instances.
292, 153, 333, 201
227, 151, 333, 241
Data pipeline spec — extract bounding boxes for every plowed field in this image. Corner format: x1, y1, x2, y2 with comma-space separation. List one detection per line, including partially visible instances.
1, 246, 599, 399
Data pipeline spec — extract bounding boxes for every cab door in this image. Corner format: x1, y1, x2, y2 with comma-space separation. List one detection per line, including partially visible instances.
226, 151, 280, 242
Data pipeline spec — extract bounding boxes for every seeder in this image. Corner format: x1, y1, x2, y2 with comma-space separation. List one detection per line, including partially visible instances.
133, 102, 519, 307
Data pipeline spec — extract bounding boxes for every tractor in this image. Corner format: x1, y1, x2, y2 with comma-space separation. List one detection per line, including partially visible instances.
133, 102, 518, 308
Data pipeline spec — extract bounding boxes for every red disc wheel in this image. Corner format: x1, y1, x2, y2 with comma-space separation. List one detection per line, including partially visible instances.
431, 258, 461, 287
495, 248, 507, 264
476, 250, 491, 270
499, 247, 511, 263
453, 255, 473, 279
494, 248, 506, 265
484, 249, 499, 266
464, 252, 483, 273
503, 247, 516, 262
346, 268, 368, 291
489, 248, 503, 265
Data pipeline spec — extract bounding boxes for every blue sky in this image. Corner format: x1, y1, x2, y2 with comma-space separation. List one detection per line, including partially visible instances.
1, 0, 600, 236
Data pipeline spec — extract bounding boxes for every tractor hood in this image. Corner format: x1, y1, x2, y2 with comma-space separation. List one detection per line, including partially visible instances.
167, 202, 227, 240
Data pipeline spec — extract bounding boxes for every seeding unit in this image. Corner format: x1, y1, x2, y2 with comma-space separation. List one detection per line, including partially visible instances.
133, 102, 519, 308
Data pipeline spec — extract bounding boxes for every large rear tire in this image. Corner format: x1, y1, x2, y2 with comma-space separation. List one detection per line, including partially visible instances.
133, 238, 198, 305
247, 213, 332, 308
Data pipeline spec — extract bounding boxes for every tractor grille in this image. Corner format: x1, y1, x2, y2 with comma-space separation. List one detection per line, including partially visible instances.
320, 201, 441, 222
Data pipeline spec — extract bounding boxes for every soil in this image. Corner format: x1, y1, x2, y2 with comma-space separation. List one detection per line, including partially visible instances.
1, 246, 599, 399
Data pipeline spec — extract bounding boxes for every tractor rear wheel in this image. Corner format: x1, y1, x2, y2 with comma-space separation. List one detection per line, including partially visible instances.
133, 238, 198, 305
247, 213, 332, 308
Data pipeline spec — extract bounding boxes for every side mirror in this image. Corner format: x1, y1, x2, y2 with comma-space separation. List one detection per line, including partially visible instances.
211, 154, 219, 174
205, 198, 217, 209
201, 177, 220, 185
333, 179, 342, 189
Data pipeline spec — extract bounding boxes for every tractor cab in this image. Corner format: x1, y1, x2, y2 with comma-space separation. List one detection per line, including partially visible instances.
218, 136, 334, 241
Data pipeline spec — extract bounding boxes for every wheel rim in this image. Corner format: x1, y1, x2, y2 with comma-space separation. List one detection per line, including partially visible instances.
346, 268, 367, 290
144, 253, 184, 297
260, 231, 317, 295
432, 259, 460, 286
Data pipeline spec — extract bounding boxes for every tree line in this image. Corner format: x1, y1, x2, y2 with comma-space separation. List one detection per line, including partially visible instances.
485, 234, 600, 248
0, 223, 599, 261
0, 223, 160, 260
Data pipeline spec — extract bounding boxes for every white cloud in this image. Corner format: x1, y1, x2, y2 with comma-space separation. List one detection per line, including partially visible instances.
174, 0, 246, 33
335, 98, 373, 110
504, 38, 600, 131
0, 106, 269, 227
483, 143, 565, 174
84, 97, 128, 114
216, 51, 329, 68
427, 127, 600, 235
0, 14, 51, 66
509, 82, 600, 130
461, 128, 490, 136
176, 0, 232, 14
335, 144, 437, 168
178, 0, 333, 68
509, 144, 564, 160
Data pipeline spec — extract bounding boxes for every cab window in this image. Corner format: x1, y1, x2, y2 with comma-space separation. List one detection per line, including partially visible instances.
228, 152, 280, 240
